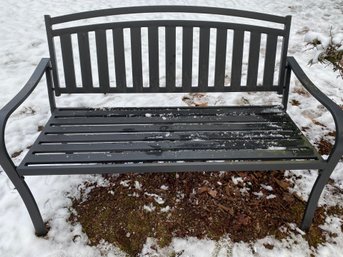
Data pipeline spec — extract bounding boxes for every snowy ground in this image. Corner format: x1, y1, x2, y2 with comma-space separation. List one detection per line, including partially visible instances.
0, 0, 343, 256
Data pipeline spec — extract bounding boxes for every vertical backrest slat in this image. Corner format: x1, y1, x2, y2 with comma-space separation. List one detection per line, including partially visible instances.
198, 27, 210, 90
165, 26, 176, 89
263, 34, 278, 89
148, 26, 160, 90
182, 27, 193, 90
230, 30, 244, 89
45, 15, 60, 96
113, 28, 127, 90
60, 34, 76, 89
77, 32, 93, 89
278, 15, 292, 93
95, 30, 110, 90
214, 29, 227, 90
246, 32, 261, 90
130, 27, 143, 91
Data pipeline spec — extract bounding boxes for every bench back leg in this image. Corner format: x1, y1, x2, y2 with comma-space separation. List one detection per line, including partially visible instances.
300, 168, 334, 231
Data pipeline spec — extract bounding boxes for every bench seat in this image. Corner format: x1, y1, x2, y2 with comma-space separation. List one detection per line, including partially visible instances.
18, 106, 324, 175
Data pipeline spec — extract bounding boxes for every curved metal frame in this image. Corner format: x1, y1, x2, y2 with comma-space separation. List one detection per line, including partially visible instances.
0, 58, 52, 236
285, 57, 343, 230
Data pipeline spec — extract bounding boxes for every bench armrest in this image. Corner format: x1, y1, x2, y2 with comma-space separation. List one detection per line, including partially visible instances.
286, 56, 343, 164
0, 58, 51, 170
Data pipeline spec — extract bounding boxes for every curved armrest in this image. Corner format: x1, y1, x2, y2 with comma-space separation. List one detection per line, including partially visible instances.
0, 58, 51, 170
287, 56, 343, 165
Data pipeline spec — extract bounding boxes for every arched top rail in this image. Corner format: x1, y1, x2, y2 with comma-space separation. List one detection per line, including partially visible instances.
49, 5, 290, 25
51, 20, 286, 37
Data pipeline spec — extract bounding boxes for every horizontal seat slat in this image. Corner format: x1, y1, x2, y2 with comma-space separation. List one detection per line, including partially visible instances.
18, 160, 326, 176
24, 148, 317, 165
50, 114, 288, 125
46, 122, 293, 134
39, 130, 301, 143
32, 139, 309, 153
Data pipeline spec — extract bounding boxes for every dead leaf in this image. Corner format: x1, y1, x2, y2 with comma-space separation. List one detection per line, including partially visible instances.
216, 203, 234, 215
292, 193, 305, 202
182, 96, 191, 101
273, 178, 290, 191
237, 213, 251, 226
263, 243, 274, 250
194, 102, 208, 107
225, 184, 231, 196
225, 183, 240, 197
255, 221, 261, 233
283, 193, 294, 203
198, 186, 210, 194
208, 189, 218, 198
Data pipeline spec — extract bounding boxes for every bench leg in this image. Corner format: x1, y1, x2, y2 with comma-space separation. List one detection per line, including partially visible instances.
2, 163, 48, 236
0, 146, 47, 235
300, 169, 333, 231
11, 173, 47, 236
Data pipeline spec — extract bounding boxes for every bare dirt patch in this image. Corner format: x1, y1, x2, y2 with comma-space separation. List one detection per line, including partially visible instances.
70, 171, 342, 256
316, 138, 333, 155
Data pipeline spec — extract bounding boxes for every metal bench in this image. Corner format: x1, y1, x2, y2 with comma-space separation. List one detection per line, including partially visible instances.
1, 6, 342, 236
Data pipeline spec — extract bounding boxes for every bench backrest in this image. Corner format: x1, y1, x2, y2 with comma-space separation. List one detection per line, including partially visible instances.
45, 6, 291, 96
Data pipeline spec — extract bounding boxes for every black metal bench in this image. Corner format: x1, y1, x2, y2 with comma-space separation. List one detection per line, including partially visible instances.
1, 6, 342, 236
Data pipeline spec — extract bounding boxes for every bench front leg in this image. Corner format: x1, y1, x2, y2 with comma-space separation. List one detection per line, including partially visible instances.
286, 56, 343, 231
0, 158, 47, 236
0, 58, 51, 236
300, 168, 333, 231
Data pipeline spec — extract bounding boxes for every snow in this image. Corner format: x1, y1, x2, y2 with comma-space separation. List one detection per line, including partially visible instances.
145, 113, 152, 117
0, 0, 343, 256
160, 185, 169, 190
134, 181, 142, 190
261, 184, 273, 191
143, 203, 156, 212
119, 180, 130, 187
266, 194, 277, 200
161, 206, 171, 213
145, 192, 165, 205
231, 176, 244, 185
253, 191, 264, 198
